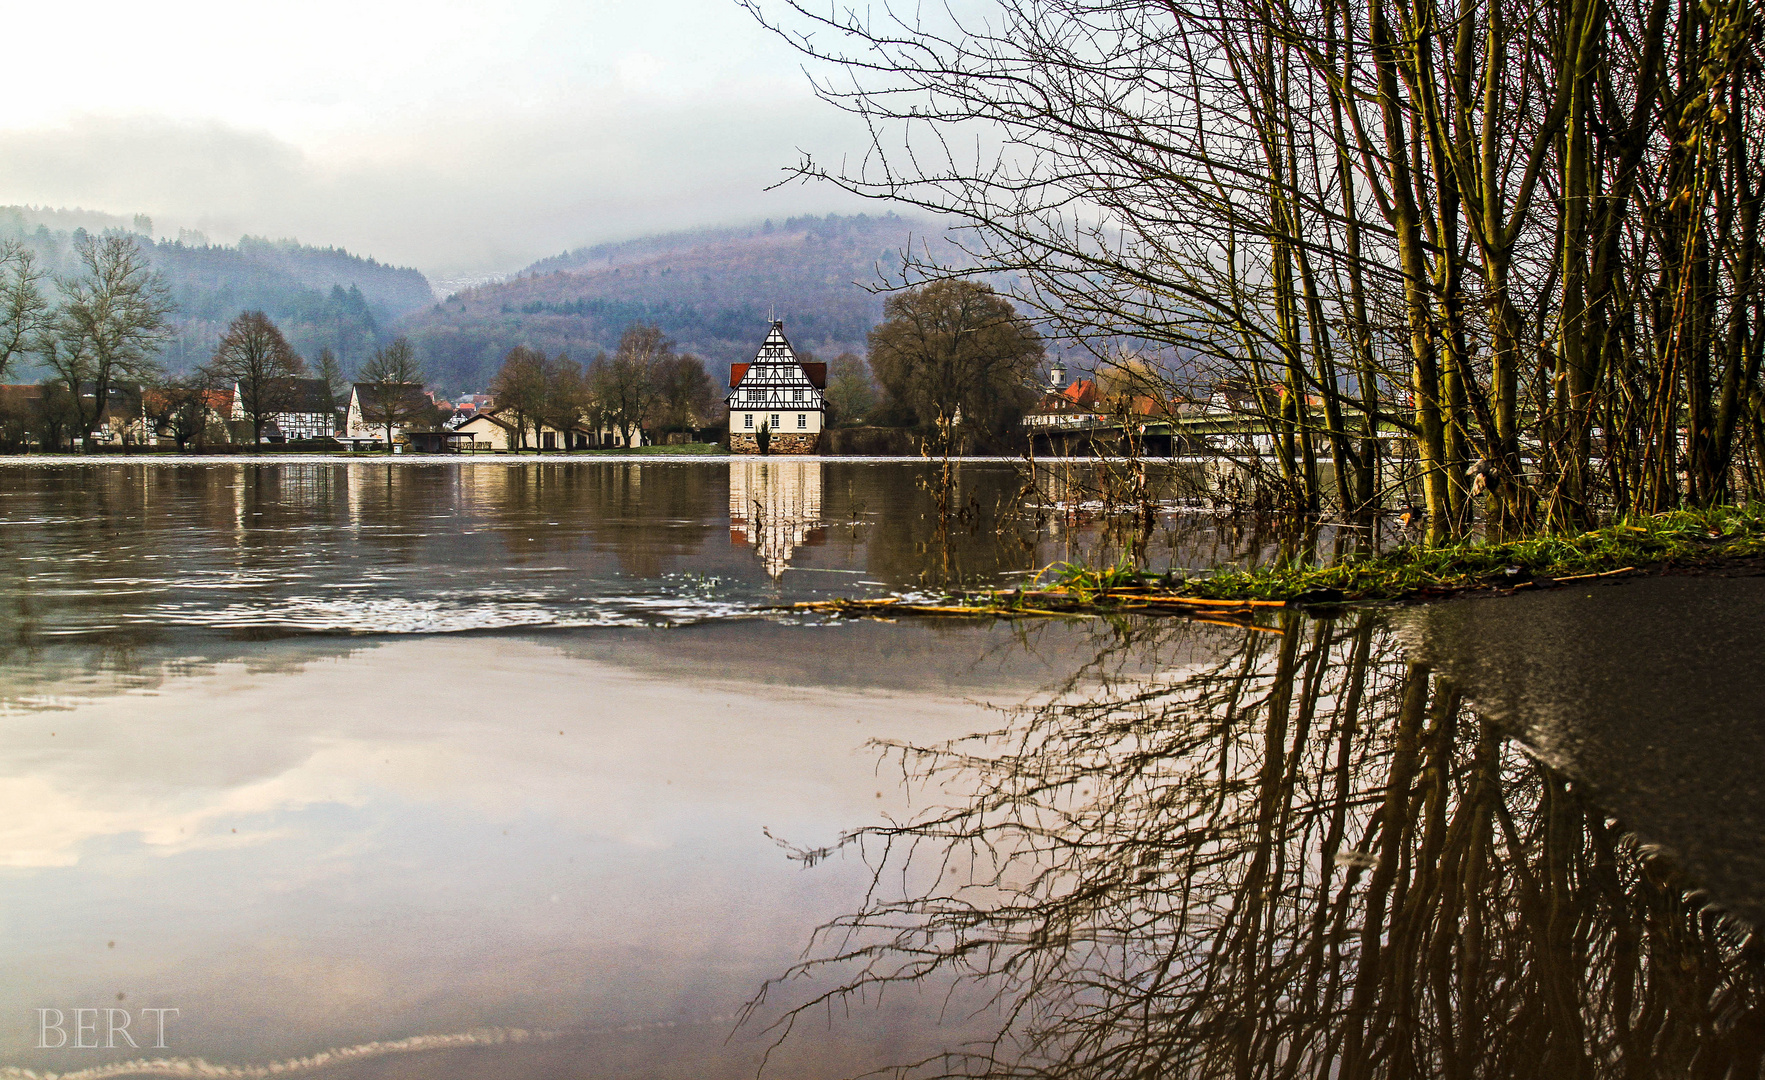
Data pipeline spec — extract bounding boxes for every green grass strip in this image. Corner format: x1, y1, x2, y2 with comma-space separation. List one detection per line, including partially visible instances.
1171, 505, 1765, 602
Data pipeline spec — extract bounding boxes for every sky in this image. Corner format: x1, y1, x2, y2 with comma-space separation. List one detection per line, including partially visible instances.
0, 0, 875, 285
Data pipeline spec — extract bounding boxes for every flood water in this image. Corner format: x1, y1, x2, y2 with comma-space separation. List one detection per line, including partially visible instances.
0, 460, 1758, 1079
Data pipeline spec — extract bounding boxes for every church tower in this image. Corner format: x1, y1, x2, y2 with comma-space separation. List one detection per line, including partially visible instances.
727, 321, 827, 454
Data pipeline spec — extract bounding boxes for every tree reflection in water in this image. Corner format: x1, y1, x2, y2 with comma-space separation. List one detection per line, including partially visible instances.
748, 613, 1765, 1078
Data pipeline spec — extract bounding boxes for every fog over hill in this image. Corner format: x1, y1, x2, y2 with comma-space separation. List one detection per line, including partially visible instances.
3, 206, 1061, 398
2, 206, 434, 377
399, 213, 978, 394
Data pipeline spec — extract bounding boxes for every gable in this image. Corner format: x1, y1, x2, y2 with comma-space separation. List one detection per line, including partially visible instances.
456, 412, 513, 433
727, 321, 826, 406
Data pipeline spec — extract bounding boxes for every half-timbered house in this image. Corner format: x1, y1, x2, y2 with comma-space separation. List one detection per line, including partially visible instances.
727, 321, 826, 454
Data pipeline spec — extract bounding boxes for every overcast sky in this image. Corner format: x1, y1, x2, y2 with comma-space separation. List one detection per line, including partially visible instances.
0, 0, 875, 283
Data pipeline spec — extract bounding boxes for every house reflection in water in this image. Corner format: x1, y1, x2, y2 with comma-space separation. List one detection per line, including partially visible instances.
728, 459, 824, 578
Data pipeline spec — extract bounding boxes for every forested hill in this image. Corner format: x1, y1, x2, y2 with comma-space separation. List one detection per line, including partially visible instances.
0, 208, 435, 376
400, 213, 970, 393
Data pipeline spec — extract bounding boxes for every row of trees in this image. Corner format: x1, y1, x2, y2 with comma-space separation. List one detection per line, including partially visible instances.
150, 317, 435, 450
1, 234, 173, 444
1, 231, 443, 452
750, 0, 1765, 540
487, 324, 719, 448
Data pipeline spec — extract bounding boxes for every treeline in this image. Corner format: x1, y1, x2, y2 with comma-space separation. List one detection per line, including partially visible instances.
754, 0, 1765, 541
521, 212, 918, 275
486, 326, 720, 447
399, 213, 972, 393
505, 297, 868, 346
0, 212, 434, 380
0, 230, 450, 451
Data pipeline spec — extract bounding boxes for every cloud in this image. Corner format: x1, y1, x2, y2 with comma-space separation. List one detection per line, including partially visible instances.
0, 101, 873, 282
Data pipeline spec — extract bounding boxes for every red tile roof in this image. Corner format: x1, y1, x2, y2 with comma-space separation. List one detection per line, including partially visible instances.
729, 363, 750, 388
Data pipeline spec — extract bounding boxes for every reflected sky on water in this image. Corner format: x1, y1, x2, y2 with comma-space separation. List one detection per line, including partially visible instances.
0, 462, 1756, 1078
750, 608, 1765, 1079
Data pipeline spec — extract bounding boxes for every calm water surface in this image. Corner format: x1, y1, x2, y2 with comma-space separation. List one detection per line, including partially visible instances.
0, 461, 1757, 1079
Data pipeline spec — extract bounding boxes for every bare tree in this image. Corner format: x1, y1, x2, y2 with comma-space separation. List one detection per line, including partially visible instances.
0, 241, 51, 382
823, 351, 879, 426
315, 347, 349, 430
588, 324, 672, 447
867, 280, 1043, 451
356, 337, 428, 450
489, 346, 551, 449
745, 0, 1765, 539
209, 311, 306, 447
653, 353, 717, 435
38, 234, 174, 447
541, 355, 589, 445
144, 371, 216, 451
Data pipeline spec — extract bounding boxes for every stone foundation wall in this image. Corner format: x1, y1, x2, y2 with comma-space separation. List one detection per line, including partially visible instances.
729, 431, 821, 455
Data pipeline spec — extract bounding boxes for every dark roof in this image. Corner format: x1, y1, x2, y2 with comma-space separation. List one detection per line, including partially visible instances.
801, 362, 827, 390
275, 378, 332, 413
2, 382, 146, 419
353, 382, 431, 410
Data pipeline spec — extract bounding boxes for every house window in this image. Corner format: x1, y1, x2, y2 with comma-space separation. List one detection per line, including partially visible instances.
793, 388, 803, 402
770, 414, 779, 428
797, 413, 806, 428
744, 413, 753, 429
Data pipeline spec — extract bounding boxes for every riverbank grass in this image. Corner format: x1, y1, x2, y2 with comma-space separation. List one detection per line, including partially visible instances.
785, 506, 1765, 621
1185, 505, 1765, 602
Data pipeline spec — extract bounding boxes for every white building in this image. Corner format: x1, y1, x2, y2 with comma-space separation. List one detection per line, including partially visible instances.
727, 321, 826, 454
344, 383, 433, 443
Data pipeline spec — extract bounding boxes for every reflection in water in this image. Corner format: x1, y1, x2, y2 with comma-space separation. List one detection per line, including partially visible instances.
751, 613, 1765, 1078
728, 460, 825, 579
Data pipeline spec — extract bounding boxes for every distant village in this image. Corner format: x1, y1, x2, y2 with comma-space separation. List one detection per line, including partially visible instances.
0, 306, 1286, 458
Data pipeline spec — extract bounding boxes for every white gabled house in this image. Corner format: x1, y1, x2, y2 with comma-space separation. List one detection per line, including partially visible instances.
727, 321, 826, 454
230, 378, 337, 441
344, 382, 433, 443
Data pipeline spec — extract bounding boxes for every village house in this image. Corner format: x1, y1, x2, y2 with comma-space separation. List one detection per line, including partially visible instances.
344, 382, 435, 445
453, 409, 597, 451
727, 321, 826, 454
231, 378, 336, 441
0, 383, 150, 448
1022, 364, 1104, 430
452, 393, 496, 417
